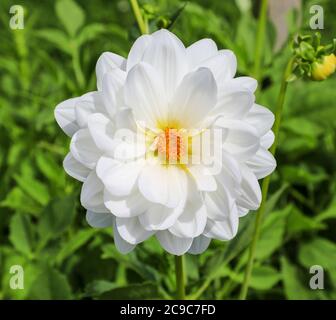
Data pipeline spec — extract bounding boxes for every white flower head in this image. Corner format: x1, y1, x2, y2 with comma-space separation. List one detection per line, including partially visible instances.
55, 29, 276, 256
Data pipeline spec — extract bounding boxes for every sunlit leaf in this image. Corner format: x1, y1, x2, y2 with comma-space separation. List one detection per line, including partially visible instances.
9, 213, 34, 258
55, 0, 85, 37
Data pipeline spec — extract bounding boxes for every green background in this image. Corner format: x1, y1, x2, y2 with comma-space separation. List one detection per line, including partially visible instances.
0, 0, 335, 299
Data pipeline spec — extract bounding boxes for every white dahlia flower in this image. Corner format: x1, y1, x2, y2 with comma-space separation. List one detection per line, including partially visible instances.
55, 29, 276, 256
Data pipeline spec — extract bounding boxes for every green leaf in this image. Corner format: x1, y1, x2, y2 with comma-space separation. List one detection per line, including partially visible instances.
219, 265, 281, 291
287, 206, 325, 236
56, 229, 97, 264
279, 135, 317, 155
9, 213, 34, 258
255, 206, 291, 260
250, 266, 282, 290
316, 201, 336, 222
225, 265, 282, 290
77, 23, 106, 47
83, 280, 118, 298
28, 266, 72, 299
281, 165, 327, 186
35, 151, 65, 186
55, 0, 85, 37
235, 13, 256, 63
14, 174, 50, 206
166, 2, 188, 30
38, 196, 76, 244
298, 238, 336, 271
98, 282, 163, 300
0, 187, 41, 215
101, 244, 159, 282
35, 29, 72, 55
282, 118, 323, 138
281, 257, 314, 300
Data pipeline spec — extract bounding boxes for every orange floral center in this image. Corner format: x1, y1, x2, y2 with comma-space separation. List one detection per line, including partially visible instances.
157, 128, 186, 163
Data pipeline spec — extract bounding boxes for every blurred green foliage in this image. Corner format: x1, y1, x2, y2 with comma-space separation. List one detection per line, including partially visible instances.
0, 0, 335, 300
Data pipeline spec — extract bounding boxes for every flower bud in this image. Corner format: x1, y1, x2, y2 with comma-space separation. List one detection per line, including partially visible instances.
311, 54, 336, 81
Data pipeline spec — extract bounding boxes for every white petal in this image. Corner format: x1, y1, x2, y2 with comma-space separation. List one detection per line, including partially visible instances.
220, 152, 242, 184
169, 189, 207, 238
215, 155, 241, 199
142, 29, 188, 100
261, 131, 275, 149
199, 49, 237, 81
156, 230, 192, 255
246, 147, 276, 179
113, 136, 147, 161
70, 128, 102, 169
169, 68, 217, 127
55, 97, 80, 137
87, 113, 116, 152
81, 171, 108, 213
63, 152, 90, 182
216, 119, 260, 161
237, 206, 249, 217
139, 202, 184, 231
126, 34, 152, 71
204, 184, 235, 221
113, 218, 135, 254
104, 189, 148, 218
204, 218, 238, 241
237, 165, 262, 210
101, 69, 126, 117
231, 76, 258, 92
108, 111, 147, 160
138, 164, 187, 208
212, 90, 254, 120
186, 38, 218, 67
96, 156, 143, 196
116, 217, 154, 245
86, 210, 113, 228
188, 235, 211, 255
96, 52, 126, 90
188, 165, 217, 192
114, 108, 137, 132
245, 104, 274, 136
75, 92, 106, 128
204, 204, 239, 240
124, 62, 167, 128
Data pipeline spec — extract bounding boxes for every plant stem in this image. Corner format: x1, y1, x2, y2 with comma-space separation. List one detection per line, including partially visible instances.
72, 47, 85, 90
175, 255, 185, 299
253, 0, 268, 82
129, 0, 149, 34
239, 57, 294, 300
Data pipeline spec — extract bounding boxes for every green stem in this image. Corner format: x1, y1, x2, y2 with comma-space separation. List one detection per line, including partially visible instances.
188, 276, 212, 300
253, 0, 268, 82
239, 57, 295, 300
175, 255, 185, 299
72, 47, 85, 90
219, 255, 246, 299
129, 0, 149, 34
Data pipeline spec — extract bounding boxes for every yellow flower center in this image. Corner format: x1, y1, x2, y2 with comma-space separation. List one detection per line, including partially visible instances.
157, 128, 187, 163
